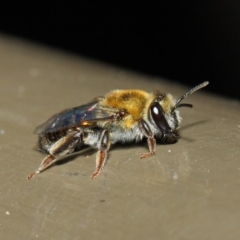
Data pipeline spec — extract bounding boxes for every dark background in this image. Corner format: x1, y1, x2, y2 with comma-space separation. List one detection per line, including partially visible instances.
1, 1, 240, 100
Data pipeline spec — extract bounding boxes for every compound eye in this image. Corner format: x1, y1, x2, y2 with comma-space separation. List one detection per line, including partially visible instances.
150, 102, 171, 134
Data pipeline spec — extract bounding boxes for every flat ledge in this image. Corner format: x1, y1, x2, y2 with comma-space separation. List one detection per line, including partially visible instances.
0, 35, 240, 240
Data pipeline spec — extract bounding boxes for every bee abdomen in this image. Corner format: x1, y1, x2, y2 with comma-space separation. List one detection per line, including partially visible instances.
38, 129, 73, 153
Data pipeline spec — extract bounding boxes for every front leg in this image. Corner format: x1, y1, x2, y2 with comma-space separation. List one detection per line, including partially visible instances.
27, 131, 82, 179
91, 129, 111, 179
139, 119, 156, 158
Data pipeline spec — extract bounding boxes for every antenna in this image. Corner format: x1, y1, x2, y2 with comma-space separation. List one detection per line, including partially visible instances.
172, 81, 209, 113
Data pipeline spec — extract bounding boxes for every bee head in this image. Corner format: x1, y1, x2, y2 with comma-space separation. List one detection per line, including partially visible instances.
150, 81, 209, 136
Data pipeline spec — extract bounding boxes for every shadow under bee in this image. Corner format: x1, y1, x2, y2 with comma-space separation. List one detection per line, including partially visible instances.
178, 120, 208, 142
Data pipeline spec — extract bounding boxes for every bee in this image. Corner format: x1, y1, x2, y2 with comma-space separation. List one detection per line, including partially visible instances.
27, 81, 209, 180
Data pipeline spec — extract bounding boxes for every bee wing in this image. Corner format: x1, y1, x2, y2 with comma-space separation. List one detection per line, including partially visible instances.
34, 100, 114, 134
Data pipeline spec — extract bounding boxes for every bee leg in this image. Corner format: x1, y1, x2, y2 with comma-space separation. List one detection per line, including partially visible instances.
139, 119, 156, 158
91, 130, 111, 179
27, 131, 82, 179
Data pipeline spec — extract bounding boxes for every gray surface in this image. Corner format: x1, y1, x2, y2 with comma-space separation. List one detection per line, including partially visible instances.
0, 35, 240, 240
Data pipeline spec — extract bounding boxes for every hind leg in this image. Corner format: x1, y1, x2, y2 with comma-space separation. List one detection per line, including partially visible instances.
27, 131, 82, 179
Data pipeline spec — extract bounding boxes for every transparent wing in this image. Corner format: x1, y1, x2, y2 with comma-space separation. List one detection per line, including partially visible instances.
34, 101, 115, 134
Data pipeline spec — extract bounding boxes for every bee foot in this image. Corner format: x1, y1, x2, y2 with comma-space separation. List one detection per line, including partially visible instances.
140, 152, 154, 159
26, 169, 41, 180
91, 171, 99, 179
26, 172, 36, 180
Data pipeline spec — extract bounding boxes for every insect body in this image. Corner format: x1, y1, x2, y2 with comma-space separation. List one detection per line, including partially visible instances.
27, 81, 209, 179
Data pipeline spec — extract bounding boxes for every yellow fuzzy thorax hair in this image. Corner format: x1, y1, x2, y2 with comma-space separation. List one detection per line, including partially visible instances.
104, 89, 152, 115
